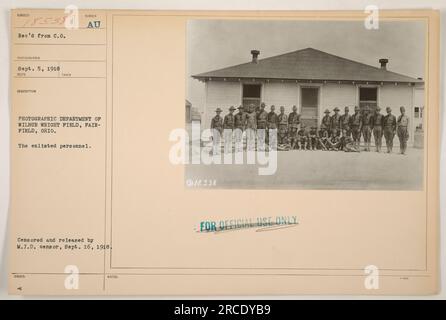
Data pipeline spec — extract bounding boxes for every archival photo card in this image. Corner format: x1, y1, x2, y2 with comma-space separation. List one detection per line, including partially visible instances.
8, 9, 439, 296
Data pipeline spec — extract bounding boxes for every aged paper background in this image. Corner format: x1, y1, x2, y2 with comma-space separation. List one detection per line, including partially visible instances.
7, 9, 440, 295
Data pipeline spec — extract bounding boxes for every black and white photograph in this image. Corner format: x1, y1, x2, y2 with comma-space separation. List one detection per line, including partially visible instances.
186, 19, 426, 190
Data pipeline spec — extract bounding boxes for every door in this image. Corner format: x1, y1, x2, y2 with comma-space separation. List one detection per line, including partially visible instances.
300, 87, 319, 128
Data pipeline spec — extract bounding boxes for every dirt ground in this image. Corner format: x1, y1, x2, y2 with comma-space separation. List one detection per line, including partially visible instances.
185, 147, 424, 190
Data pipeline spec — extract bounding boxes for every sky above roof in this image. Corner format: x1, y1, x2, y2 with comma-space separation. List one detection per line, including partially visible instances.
187, 19, 426, 112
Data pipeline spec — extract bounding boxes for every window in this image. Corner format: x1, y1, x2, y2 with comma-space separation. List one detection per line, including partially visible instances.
242, 84, 261, 110
359, 87, 378, 113
414, 106, 423, 119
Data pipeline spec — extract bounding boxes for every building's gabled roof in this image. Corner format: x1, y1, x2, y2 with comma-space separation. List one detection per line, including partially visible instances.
192, 48, 423, 84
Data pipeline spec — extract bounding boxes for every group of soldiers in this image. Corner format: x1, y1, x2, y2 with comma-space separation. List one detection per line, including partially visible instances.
210, 102, 410, 154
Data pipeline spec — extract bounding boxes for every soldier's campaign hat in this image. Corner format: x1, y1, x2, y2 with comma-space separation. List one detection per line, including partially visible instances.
345, 106, 349, 111
237, 106, 243, 110
400, 106, 406, 112
386, 107, 392, 112
354, 106, 360, 111
215, 108, 222, 112
333, 107, 340, 111
376, 106, 381, 111
324, 109, 330, 114
229, 106, 236, 111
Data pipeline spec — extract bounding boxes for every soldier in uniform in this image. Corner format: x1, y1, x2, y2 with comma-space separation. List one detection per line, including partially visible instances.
328, 130, 342, 151
361, 106, 373, 151
319, 129, 330, 150
234, 105, 246, 129
397, 106, 410, 155
340, 106, 351, 138
245, 104, 257, 151
372, 106, 384, 152
256, 103, 268, 151
277, 106, 288, 146
309, 126, 318, 150
223, 106, 236, 153
256, 102, 265, 116
349, 106, 362, 149
315, 128, 326, 150
223, 106, 236, 129
330, 107, 341, 137
321, 109, 331, 135
267, 105, 278, 150
296, 125, 307, 150
341, 136, 360, 152
210, 108, 223, 154
288, 105, 301, 149
383, 107, 397, 153
234, 105, 246, 152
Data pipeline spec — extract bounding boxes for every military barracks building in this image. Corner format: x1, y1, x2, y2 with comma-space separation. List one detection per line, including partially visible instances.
192, 48, 424, 146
